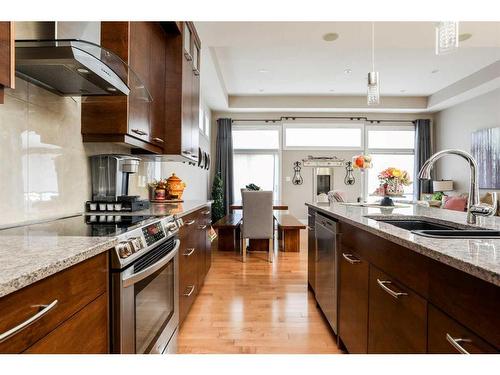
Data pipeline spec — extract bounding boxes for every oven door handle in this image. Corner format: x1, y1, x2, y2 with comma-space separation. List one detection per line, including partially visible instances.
122, 240, 180, 288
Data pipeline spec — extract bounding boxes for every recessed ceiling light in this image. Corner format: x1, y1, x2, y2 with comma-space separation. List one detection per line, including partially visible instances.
431, 69, 440, 74
322, 32, 339, 42
259, 89, 264, 92
344, 69, 352, 75
400, 89, 406, 93
459, 33, 472, 42
329, 89, 335, 92
258, 69, 269, 73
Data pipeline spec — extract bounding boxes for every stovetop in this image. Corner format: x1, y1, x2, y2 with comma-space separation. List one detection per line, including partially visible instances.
0, 214, 160, 238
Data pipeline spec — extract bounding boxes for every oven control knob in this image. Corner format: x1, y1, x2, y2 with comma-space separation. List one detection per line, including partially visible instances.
117, 242, 132, 258
128, 237, 143, 253
165, 222, 177, 233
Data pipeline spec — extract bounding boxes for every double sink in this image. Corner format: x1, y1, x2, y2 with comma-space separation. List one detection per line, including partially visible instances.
367, 217, 500, 239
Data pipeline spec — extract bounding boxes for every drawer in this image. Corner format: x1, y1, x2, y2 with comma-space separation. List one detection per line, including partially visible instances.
368, 266, 427, 353
179, 258, 198, 325
0, 253, 108, 353
428, 305, 497, 354
24, 294, 108, 354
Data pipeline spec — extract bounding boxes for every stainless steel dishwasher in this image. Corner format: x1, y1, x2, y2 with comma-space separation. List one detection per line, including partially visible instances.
315, 212, 339, 334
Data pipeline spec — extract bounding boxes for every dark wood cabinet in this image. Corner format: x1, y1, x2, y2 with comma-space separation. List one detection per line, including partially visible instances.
0, 22, 15, 104
307, 209, 316, 292
428, 304, 497, 354
164, 21, 201, 163
178, 205, 212, 326
338, 249, 369, 353
0, 253, 109, 354
368, 266, 427, 353
81, 22, 167, 154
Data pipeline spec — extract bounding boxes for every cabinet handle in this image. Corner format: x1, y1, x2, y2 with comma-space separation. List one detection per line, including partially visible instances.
184, 52, 193, 61
307, 227, 314, 231
446, 333, 472, 354
152, 137, 164, 143
131, 129, 148, 136
342, 253, 361, 264
193, 68, 200, 76
0, 300, 58, 343
376, 279, 408, 299
185, 220, 196, 226
183, 285, 195, 297
183, 248, 195, 256
202, 210, 211, 215
182, 150, 191, 155
198, 225, 207, 230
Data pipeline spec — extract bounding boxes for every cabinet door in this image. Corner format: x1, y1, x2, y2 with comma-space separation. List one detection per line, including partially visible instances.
128, 22, 151, 142
181, 54, 193, 159
307, 210, 316, 292
191, 68, 200, 158
182, 23, 193, 61
428, 305, 497, 354
368, 266, 427, 353
149, 23, 166, 147
339, 249, 369, 353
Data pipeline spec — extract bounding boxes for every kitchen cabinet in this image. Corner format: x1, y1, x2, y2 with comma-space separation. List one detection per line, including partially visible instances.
0, 253, 109, 354
307, 208, 316, 292
0, 22, 15, 104
368, 266, 427, 353
81, 22, 167, 154
338, 249, 369, 354
178, 205, 212, 325
164, 21, 201, 163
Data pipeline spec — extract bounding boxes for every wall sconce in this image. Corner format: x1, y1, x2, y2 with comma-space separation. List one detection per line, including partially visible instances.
292, 161, 303, 185
344, 161, 355, 185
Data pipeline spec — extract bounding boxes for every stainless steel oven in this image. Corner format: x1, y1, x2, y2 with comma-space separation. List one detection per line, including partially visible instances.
110, 216, 180, 354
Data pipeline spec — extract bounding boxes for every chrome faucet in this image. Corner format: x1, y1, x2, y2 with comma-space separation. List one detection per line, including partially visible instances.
418, 149, 498, 224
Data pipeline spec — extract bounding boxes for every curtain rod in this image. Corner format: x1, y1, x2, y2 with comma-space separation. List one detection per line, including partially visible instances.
230, 116, 416, 124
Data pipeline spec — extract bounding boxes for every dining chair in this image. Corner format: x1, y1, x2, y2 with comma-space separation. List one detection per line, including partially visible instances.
240, 190, 274, 263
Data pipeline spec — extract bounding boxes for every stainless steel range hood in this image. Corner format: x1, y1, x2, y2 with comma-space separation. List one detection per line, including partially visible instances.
15, 22, 149, 98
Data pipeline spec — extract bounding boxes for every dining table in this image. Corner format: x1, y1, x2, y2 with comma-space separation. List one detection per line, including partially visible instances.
229, 201, 289, 213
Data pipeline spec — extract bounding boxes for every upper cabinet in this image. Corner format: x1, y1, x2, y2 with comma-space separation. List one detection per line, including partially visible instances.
81, 22, 166, 154
163, 21, 201, 163
0, 22, 15, 104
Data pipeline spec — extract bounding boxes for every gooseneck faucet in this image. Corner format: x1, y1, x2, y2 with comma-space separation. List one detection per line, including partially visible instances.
418, 149, 497, 224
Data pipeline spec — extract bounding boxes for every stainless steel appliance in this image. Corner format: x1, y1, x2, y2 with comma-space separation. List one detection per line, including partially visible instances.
315, 212, 339, 334
110, 215, 180, 354
89, 154, 150, 212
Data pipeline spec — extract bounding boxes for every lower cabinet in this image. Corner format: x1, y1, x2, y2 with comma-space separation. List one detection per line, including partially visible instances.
427, 305, 497, 354
368, 266, 427, 353
338, 249, 369, 353
178, 205, 212, 325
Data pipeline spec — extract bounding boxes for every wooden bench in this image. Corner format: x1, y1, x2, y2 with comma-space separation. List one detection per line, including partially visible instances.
275, 213, 306, 252
213, 213, 242, 251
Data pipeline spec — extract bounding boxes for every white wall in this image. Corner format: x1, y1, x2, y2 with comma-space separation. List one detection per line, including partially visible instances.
434, 88, 500, 195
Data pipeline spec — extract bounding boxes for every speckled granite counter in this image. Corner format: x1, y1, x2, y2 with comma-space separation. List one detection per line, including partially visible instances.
306, 202, 500, 286
0, 200, 212, 298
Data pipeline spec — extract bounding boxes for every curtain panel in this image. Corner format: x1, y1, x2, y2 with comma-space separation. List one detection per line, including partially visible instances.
414, 119, 432, 200
214, 118, 234, 215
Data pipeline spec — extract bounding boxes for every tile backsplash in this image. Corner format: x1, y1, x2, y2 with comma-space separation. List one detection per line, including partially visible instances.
0, 78, 209, 227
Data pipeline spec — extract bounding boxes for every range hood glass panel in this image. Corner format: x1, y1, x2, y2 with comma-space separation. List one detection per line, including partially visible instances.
15, 39, 152, 100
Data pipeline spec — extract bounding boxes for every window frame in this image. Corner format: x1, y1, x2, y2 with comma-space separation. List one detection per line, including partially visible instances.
282, 122, 365, 151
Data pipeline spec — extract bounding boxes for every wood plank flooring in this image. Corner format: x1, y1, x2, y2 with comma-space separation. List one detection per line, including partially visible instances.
178, 230, 342, 354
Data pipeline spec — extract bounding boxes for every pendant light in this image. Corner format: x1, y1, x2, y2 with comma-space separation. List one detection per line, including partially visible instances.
367, 22, 380, 105
435, 22, 459, 55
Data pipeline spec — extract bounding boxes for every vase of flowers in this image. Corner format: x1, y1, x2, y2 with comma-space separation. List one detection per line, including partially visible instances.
375, 167, 412, 206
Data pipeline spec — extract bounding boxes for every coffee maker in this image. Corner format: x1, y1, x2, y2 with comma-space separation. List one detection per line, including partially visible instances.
87, 154, 150, 212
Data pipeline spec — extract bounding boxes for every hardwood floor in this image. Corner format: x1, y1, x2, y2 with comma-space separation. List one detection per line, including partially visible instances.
178, 230, 342, 354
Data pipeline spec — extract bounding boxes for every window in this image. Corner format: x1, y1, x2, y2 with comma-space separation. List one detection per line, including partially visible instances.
365, 125, 416, 202
232, 126, 280, 201
283, 123, 363, 149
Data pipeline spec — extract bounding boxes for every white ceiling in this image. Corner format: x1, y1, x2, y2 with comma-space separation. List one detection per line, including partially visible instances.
195, 22, 500, 111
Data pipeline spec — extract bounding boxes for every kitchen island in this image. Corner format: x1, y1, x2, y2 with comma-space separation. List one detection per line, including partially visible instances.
306, 202, 500, 354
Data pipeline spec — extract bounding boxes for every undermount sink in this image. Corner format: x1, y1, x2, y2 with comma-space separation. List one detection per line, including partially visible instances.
371, 218, 500, 239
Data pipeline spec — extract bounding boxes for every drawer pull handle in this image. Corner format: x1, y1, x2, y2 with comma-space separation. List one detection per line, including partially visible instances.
152, 137, 164, 143
342, 253, 361, 264
183, 285, 195, 297
0, 300, 58, 344
131, 129, 147, 136
202, 210, 211, 215
376, 279, 408, 299
185, 220, 196, 226
183, 248, 195, 256
198, 225, 207, 230
446, 333, 471, 354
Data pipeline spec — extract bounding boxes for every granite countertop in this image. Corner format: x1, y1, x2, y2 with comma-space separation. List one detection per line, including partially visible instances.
306, 202, 500, 287
0, 200, 212, 298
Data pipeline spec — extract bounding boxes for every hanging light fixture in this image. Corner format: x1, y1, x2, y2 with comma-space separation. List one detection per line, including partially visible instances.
367, 22, 380, 105
435, 22, 459, 55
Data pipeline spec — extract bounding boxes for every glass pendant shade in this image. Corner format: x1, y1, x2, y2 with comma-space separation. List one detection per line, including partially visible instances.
367, 71, 380, 105
435, 22, 459, 55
